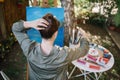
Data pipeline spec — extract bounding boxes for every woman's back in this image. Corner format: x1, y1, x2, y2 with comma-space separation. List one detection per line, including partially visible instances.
27, 43, 68, 80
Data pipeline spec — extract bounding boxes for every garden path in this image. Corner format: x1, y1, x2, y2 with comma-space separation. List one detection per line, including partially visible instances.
106, 27, 120, 50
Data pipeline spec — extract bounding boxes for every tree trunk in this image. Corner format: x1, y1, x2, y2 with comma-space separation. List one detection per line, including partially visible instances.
33, 0, 37, 6
60, 0, 75, 46
42, 0, 49, 7
54, 0, 57, 7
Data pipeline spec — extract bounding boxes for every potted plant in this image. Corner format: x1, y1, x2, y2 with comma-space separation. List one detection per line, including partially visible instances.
113, 13, 120, 32
106, 15, 116, 31
112, 0, 120, 32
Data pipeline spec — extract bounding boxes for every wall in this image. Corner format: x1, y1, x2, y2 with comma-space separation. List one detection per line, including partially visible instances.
3, 0, 29, 33
0, 3, 6, 39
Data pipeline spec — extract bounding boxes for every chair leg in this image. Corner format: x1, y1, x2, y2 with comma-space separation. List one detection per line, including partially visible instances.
68, 66, 76, 79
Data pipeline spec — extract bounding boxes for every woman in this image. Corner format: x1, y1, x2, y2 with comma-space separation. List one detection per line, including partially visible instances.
12, 13, 89, 80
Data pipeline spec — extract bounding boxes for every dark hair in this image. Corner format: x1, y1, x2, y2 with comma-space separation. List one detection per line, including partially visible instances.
39, 13, 60, 39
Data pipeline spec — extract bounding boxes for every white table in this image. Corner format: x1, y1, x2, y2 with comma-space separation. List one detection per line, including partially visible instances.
68, 43, 114, 80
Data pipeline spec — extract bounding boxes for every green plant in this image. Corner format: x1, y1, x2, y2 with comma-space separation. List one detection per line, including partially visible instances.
113, 0, 120, 27
74, 0, 92, 17
113, 13, 120, 27
0, 33, 16, 60
88, 13, 106, 27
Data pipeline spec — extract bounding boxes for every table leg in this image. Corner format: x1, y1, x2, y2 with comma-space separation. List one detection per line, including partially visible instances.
87, 73, 96, 80
80, 70, 91, 80
94, 72, 102, 80
68, 66, 103, 80
98, 72, 102, 79
84, 70, 87, 80
72, 70, 92, 80
68, 66, 76, 79
94, 72, 98, 80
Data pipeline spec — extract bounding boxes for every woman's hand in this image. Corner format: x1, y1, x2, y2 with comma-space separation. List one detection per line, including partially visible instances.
24, 18, 49, 30
78, 27, 88, 39
69, 26, 88, 44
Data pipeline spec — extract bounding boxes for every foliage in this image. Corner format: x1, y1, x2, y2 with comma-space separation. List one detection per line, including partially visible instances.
104, 0, 117, 17
0, 33, 16, 61
113, 0, 120, 27
101, 0, 120, 27
113, 13, 120, 27
74, 0, 92, 17
84, 0, 120, 27
115, 0, 120, 8
29, 0, 55, 7
48, 0, 54, 7
88, 13, 106, 27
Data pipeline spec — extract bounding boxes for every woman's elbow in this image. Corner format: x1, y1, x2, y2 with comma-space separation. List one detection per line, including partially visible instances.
80, 45, 89, 57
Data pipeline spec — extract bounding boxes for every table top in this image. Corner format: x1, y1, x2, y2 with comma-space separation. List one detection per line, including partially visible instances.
72, 43, 114, 72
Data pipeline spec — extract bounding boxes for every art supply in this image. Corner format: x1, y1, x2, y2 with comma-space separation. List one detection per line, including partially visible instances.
103, 54, 111, 59
88, 48, 99, 56
103, 49, 109, 53
77, 59, 86, 65
87, 54, 97, 62
97, 57, 109, 64
89, 64, 100, 70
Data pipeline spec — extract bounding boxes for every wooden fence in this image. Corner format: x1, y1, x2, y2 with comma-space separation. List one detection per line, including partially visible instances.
0, 0, 28, 40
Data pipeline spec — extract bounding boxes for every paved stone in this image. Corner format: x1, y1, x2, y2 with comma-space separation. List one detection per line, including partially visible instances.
106, 27, 120, 50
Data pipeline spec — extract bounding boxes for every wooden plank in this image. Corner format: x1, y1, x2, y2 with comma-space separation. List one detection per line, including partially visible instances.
0, 3, 7, 39
106, 27, 120, 50
3, 0, 28, 33
0, 0, 4, 2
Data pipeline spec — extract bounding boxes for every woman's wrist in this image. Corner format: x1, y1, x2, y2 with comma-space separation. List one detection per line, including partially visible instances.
23, 21, 31, 28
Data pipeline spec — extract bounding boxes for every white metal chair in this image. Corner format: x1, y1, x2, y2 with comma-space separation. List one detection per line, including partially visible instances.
0, 71, 10, 80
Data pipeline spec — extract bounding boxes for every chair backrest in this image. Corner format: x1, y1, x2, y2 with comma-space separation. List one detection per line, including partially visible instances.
26, 7, 64, 47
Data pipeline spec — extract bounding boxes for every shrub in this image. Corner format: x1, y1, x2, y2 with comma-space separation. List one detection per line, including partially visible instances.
0, 33, 16, 62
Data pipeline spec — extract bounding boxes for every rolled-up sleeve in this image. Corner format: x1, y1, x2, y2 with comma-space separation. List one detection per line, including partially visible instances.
64, 38, 89, 62
12, 21, 34, 57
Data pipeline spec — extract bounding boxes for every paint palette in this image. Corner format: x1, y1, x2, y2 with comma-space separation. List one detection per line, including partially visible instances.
88, 48, 99, 56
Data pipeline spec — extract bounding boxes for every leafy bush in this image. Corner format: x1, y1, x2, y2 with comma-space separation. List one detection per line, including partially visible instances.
0, 33, 16, 61
113, 13, 120, 27
88, 13, 106, 27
